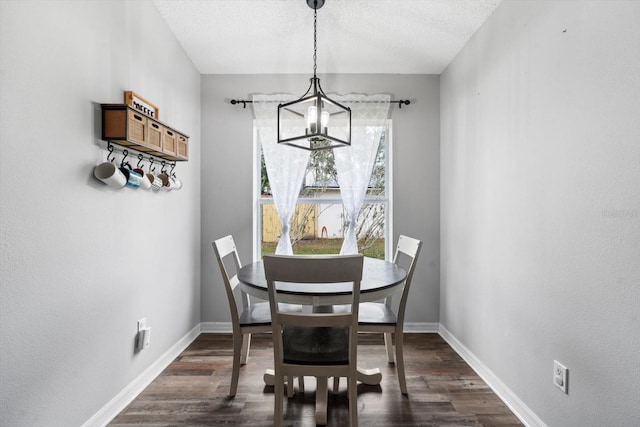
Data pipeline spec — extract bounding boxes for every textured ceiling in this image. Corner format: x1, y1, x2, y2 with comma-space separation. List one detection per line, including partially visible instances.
153, 0, 502, 75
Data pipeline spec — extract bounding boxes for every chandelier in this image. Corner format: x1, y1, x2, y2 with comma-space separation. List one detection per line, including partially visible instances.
277, 0, 351, 151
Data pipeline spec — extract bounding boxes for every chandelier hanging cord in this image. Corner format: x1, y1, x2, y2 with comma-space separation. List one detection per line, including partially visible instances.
313, 6, 317, 80
309, 3, 326, 97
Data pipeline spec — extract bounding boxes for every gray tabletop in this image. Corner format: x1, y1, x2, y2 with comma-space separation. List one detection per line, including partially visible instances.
238, 256, 407, 305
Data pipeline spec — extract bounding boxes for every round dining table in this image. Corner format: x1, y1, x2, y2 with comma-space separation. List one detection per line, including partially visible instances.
237, 256, 407, 425
238, 256, 407, 307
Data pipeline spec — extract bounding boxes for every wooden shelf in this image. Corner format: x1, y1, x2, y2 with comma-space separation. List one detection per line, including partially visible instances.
101, 104, 189, 161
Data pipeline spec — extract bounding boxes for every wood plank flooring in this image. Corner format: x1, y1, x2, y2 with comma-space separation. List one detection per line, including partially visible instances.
109, 333, 523, 426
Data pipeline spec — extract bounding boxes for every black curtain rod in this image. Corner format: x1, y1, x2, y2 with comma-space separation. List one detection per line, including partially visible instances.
230, 99, 411, 109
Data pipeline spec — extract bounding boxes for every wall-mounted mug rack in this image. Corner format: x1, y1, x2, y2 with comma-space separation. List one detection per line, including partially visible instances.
93, 142, 183, 191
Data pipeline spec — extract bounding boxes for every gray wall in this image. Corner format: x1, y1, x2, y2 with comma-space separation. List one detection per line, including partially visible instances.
0, 1, 201, 425
201, 74, 440, 326
9, 1, 638, 426
441, 1, 640, 426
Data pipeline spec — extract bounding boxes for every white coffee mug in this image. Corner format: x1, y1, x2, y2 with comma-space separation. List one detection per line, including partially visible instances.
134, 168, 152, 190
172, 178, 183, 190
94, 162, 126, 188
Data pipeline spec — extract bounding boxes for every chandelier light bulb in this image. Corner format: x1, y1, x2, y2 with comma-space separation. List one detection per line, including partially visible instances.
321, 110, 330, 130
306, 105, 318, 133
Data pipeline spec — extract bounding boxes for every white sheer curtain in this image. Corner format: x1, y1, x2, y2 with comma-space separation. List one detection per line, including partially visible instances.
253, 94, 310, 255
333, 94, 390, 254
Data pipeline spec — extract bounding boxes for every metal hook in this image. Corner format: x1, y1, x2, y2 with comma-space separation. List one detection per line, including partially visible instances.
120, 150, 131, 169
107, 142, 116, 163
160, 160, 167, 174
170, 162, 176, 177
137, 154, 144, 168
148, 157, 156, 172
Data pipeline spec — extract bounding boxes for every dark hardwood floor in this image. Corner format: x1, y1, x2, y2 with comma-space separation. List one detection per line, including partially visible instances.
110, 333, 522, 426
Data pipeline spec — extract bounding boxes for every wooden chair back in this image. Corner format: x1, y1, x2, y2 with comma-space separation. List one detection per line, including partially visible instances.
392, 235, 423, 326
212, 235, 247, 333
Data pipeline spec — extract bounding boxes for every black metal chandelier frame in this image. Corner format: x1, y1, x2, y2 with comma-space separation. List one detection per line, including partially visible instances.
277, 0, 352, 151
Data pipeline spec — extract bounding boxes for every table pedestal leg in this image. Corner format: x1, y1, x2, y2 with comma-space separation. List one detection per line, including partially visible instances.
356, 367, 382, 385
263, 369, 275, 386
264, 367, 382, 387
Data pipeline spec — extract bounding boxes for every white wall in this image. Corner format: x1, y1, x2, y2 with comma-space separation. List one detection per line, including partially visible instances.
441, 1, 640, 425
0, 1, 201, 425
201, 74, 440, 326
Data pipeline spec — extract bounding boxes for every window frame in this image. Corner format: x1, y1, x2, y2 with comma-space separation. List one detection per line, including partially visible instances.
253, 120, 394, 261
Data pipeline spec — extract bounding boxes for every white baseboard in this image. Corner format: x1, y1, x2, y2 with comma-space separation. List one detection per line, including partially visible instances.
438, 325, 547, 427
82, 324, 201, 427
200, 321, 233, 333
404, 322, 439, 333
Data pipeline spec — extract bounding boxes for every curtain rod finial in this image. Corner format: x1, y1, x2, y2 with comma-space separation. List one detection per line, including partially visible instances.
230, 99, 248, 108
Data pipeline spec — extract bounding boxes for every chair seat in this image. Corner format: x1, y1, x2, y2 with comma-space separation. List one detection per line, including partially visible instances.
282, 326, 349, 365
239, 301, 302, 326
334, 302, 398, 325
358, 302, 397, 325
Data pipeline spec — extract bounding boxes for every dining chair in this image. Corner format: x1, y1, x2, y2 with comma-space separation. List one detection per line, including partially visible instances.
263, 254, 364, 427
212, 235, 303, 397
359, 235, 422, 395
333, 235, 422, 395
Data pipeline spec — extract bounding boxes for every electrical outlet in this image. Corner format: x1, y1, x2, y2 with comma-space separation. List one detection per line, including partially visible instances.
143, 327, 151, 348
553, 360, 568, 393
136, 318, 148, 352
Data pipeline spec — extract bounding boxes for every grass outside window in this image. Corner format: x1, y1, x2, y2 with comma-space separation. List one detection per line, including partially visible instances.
261, 238, 385, 259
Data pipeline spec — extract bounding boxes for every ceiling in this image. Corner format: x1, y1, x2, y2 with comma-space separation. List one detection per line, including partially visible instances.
152, 0, 502, 75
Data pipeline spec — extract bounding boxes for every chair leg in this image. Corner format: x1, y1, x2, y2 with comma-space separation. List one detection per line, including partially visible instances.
384, 332, 394, 363
316, 376, 328, 425
287, 376, 294, 398
395, 331, 407, 395
348, 375, 358, 427
230, 333, 243, 397
333, 376, 340, 394
298, 376, 305, 392
240, 333, 251, 365
274, 373, 284, 427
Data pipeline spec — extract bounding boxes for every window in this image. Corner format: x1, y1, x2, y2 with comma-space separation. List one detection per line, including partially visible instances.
253, 121, 393, 260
